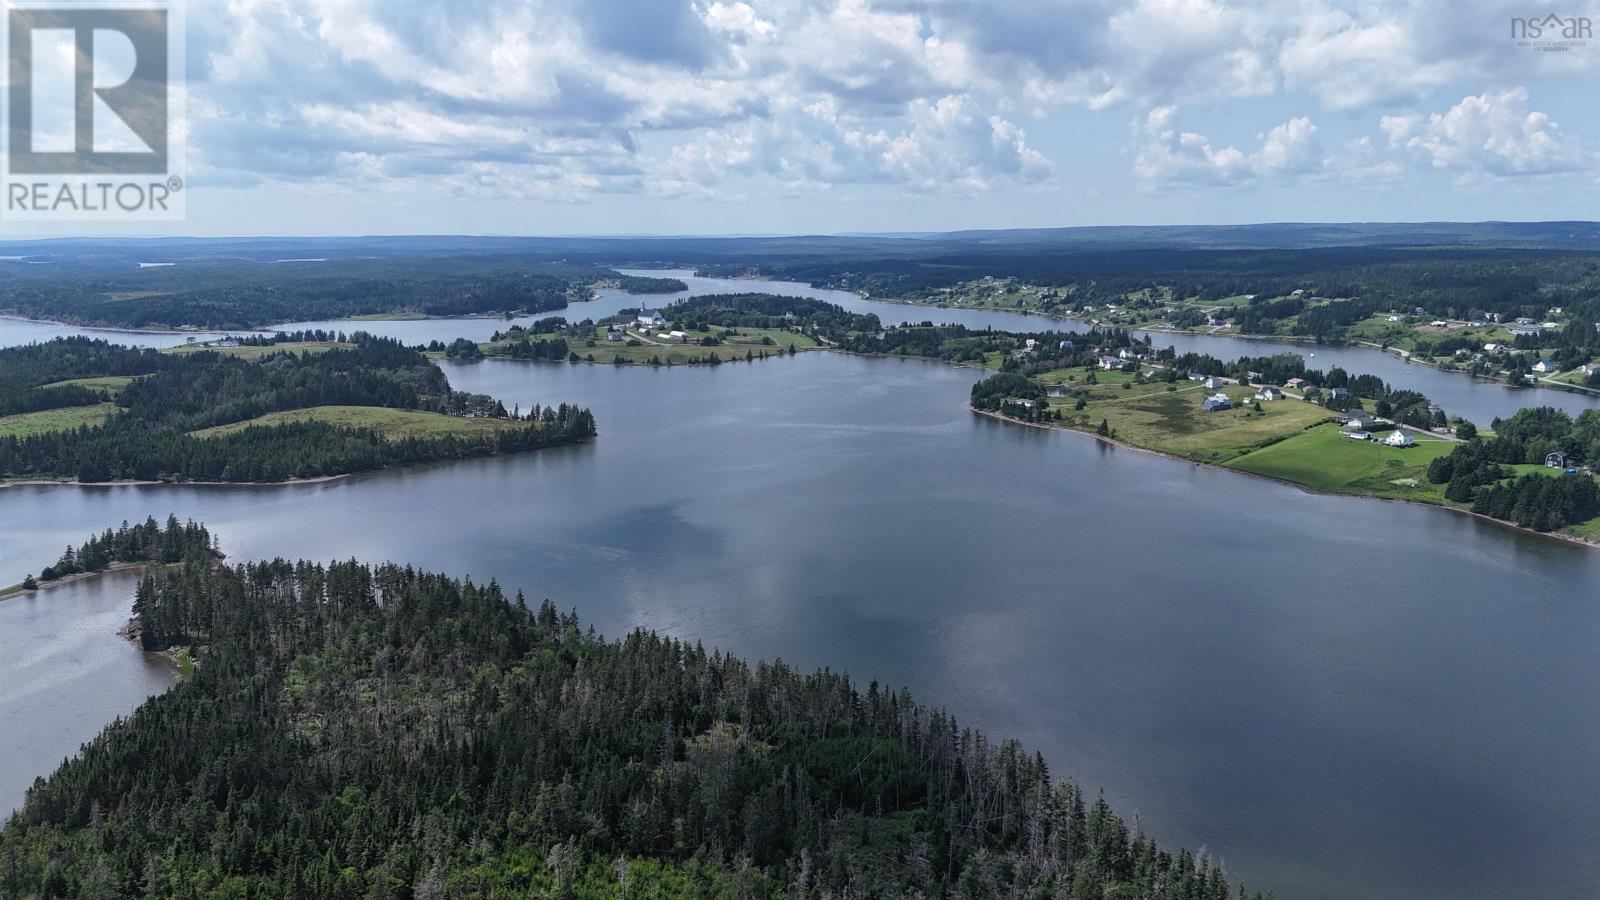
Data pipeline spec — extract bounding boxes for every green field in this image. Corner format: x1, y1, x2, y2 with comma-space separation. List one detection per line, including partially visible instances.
162, 341, 348, 359
1050, 375, 1334, 463
39, 375, 138, 395
482, 325, 819, 365
189, 405, 526, 440
1226, 422, 1456, 501
0, 403, 118, 438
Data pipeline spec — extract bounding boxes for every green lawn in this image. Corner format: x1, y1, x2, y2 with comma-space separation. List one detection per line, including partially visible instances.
0, 403, 118, 438
189, 405, 526, 440
39, 375, 138, 395
1226, 422, 1456, 501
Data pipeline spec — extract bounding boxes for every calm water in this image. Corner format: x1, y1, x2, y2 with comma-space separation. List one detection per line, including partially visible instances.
6, 269, 1598, 426
2, 351, 1597, 900
0, 572, 179, 818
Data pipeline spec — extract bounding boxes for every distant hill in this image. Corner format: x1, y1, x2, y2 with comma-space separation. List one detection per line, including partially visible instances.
4, 221, 1596, 264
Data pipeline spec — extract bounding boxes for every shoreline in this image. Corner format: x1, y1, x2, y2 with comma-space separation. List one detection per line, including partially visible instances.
0, 561, 161, 601
967, 403, 1600, 551
0, 473, 352, 489
867, 296, 1598, 398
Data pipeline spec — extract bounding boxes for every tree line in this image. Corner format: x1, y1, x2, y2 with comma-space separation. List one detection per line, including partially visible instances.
1426, 408, 1600, 531
22, 516, 218, 590
0, 544, 1268, 900
0, 336, 594, 482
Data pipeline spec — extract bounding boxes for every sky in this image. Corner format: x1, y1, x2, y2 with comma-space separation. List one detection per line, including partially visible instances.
7, 0, 1600, 237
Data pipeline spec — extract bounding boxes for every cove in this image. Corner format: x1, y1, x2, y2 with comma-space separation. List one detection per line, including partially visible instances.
3, 350, 1598, 900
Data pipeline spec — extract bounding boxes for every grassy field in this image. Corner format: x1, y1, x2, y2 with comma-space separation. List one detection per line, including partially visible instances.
189, 405, 526, 440
162, 341, 348, 359
1050, 375, 1334, 463
39, 375, 138, 395
0, 403, 118, 438
1226, 422, 1456, 501
481, 325, 820, 365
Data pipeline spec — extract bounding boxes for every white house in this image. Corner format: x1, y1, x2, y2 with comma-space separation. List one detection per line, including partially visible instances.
1531, 359, 1559, 374
1343, 430, 1372, 441
637, 310, 666, 327
1201, 393, 1231, 412
1483, 343, 1507, 354
1285, 377, 1309, 391
1383, 429, 1414, 447
1256, 386, 1284, 401
1202, 376, 1225, 389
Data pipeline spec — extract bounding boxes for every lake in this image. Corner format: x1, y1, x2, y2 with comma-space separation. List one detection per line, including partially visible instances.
5, 269, 1599, 427
2, 348, 1597, 900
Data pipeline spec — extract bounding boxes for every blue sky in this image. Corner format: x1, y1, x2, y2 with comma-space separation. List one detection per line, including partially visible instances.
15, 0, 1600, 236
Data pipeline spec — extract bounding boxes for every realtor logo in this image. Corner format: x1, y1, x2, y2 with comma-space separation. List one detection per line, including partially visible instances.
3, 3, 185, 222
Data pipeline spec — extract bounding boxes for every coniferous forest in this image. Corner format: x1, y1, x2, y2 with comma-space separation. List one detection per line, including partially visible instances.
0, 542, 1266, 900
0, 337, 595, 482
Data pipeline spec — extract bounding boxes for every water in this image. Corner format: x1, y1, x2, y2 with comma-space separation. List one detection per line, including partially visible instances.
9, 270, 1597, 426
0, 572, 180, 818
2, 351, 1597, 900
0, 315, 248, 350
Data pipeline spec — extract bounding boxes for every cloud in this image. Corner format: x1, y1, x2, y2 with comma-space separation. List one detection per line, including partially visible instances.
1380, 88, 1596, 177
176, 0, 1599, 204
1132, 106, 1323, 186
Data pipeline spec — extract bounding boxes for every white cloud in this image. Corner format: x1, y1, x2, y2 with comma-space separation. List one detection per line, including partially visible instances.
1380, 88, 1595, 177
1132, 107, 1323, 186
178, 0, 1599, 204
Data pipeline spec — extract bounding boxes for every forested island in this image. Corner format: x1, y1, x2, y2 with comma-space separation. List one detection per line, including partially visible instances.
614, 273, 689, 293
0, 529, 1268, 899
0, 336, 594, 483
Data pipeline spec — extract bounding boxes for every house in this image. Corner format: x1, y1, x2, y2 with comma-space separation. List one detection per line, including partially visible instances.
1515, 317, 1535, 325
1256, 386, 1284, 401
1549, 306, 1564, 315
1531, 359, 1559, 374
1099, 356, 1132, 371
1290, 289, 1305, 297
1579, 363, 1600, 375
1058, 340, 1074, 350
1343, 430, 1372, 441
1245, 370, 1263, 382
1546, 450, 1572, 468
1118, 347, 1140, 360
637, 310, 666, 327
215, 337, 240, 348
1343, 412, 1380, 430
1285, 377, 1309, 391
1383, 429, 1414, 447
1327, 387, 1350, 400
1386, 315, 1402, 323
605, 329, 624, 342
1483, 343, 1507, 354
1202, 375, 1225, 389
1201, 393, 1231, 412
